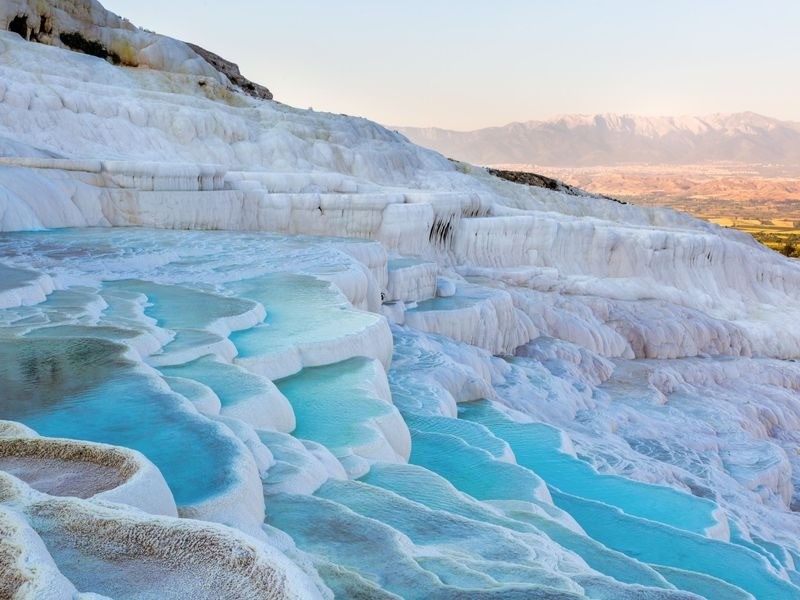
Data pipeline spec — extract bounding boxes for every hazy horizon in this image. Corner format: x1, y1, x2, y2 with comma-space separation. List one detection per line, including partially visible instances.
393, 110, 800, 133
103, 0, 800, 130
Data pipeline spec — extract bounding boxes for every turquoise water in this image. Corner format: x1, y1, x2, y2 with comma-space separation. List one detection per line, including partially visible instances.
275, 357, 398, 459
154, 329, 226, 359
105, 280, 258, 331
404, 414, 512, 461
266, 489, 589, 599
409, 429, 547, 503
0, 288, 103, 330
0, 337, 241, 506
312, 478, 623, 596
265, 492, 462, 599
97, 288, 150, 327
25, 324, 142, 343
730, 523, 786, 572
3, 229, 798, 599
0, 264, 41, 291
362, 463, 672, 589
159, 355, 271, 411
227, 273, 380, 360
751, 535, 793, 572
316, 479, 539, 567
789, 550, 800, 587
29, 288, 99, 315
449, 400, 800, 598
459, 401, 720, 536
553, 490, 798, 599
406, 283, 494, 312
653, 566, 754, 600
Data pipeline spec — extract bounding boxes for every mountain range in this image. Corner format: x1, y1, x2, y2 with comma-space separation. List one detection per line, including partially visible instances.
396, 112, 800, 167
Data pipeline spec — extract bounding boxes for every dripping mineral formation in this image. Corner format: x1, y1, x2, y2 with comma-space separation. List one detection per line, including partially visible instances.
1, 2, 800, 599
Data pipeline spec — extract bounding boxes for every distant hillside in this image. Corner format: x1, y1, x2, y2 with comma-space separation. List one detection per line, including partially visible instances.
396, 112, 800, 167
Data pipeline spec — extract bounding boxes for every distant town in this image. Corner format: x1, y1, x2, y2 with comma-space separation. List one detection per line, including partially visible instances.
525, 163, 800, 258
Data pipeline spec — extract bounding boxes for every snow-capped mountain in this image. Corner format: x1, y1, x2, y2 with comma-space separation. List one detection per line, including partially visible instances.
2, 2, 800, 599
397, 112, 800, 166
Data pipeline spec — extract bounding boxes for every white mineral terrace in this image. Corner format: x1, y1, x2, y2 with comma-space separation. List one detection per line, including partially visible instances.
1, 3, 800, 599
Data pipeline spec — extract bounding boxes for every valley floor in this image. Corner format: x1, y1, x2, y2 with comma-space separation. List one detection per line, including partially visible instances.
517, 163, 800, 257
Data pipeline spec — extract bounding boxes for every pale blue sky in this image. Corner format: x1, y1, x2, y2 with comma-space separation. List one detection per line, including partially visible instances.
104, 1, 800, 130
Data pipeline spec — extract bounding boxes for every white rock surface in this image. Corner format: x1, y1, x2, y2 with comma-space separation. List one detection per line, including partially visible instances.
1, 4, 800, 597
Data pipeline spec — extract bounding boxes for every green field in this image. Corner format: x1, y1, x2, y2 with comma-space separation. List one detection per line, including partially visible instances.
707, 217, 800, 257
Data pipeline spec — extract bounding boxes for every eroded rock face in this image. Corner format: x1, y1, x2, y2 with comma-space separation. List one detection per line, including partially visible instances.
0, 0, 272, 99
486, 166, 626, 203
187, 43, 273, 101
